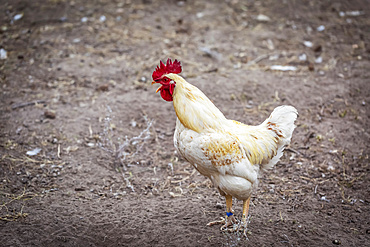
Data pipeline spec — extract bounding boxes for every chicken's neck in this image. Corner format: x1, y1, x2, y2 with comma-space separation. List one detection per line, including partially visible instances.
169, 74, 228, 133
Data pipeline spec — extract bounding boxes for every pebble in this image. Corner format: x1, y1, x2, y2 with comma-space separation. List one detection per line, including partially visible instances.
315, 56, 323, 64
299, 54, 307, 61
99, 15, 106, 22
332, 239, 341, 245
130, 120, 137, 127
97, 84, 109, 91
318, 70, 325, 76
26, 148, 42, 156
313, 44, 322, 53
303, 41, 313, 48
317, 25, 325, 32
196, 12, 204, 18
0, 48, 7, 60
308, 62, 315, 71
13, 13, 24, 21
256, 14, 271, 22
44, 110, 56, 119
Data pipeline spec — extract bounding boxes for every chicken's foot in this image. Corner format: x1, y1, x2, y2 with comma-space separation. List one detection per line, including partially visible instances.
207, 195, 239, 231
221, 212, 238, 231
206, 213, 238, 230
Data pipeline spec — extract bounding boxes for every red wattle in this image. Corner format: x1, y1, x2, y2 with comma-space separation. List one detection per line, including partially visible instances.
160, 88, 173, 101
169, 84, 175, 95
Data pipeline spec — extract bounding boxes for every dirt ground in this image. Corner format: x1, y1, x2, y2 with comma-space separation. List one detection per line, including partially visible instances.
1, 0, 369, 246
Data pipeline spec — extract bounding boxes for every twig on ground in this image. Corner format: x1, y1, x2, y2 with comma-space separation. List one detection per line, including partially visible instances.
11, 100, 47, 110
245, 53, 278, 67
98, 106, 153, 192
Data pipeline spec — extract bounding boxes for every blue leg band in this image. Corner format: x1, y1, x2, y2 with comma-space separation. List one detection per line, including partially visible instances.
226, 212, 233, 217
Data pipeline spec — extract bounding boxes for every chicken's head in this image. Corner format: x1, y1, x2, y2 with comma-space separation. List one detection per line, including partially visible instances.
151, 58, 182, 101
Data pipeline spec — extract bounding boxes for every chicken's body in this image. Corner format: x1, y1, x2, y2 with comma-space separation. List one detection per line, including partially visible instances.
151, 59, 298, 234
174, 117, 260, 200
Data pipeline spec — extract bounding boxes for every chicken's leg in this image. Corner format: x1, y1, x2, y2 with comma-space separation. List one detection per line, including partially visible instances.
222, 194, 238, 230
207, 195, 237, 230
239, 197, 251, 234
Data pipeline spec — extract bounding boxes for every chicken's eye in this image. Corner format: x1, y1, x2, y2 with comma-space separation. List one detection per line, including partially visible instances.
163, 77, 169, 82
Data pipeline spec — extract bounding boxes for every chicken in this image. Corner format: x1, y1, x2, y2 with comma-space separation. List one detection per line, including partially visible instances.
151, 59, 298, 234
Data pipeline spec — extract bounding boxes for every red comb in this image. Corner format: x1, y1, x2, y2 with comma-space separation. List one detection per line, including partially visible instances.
152, 58, 182, 80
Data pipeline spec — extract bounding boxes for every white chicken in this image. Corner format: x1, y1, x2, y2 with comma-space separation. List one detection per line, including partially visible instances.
152, 59, 298, 233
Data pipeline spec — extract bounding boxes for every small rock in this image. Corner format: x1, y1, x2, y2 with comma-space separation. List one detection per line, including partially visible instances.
313, 44, 322, 53
320, 196, 330, 202
269, 54, 279, 61
75, 187, 86, 191
13, 13, 24, 21
0, 48, 7, 60
256, 14, 271, 22
99, 15, 106, 22
26, 148, 41, 156
130, 120, 137, 128
16, 126, 23, 134
298, 54, 307, 61
317, 25, 325, 32
303, 41, 313, 48
44, 110, 56, 119
308, 62, 315, 71
196, 12, 204, 18
318, 70, 325, 76
233, 63, 241, 69
315, 56, 323, 64
332, 239, 341, 245
306, 26, 313, 34
59, 16, 68, 22
97, 84, 109, 91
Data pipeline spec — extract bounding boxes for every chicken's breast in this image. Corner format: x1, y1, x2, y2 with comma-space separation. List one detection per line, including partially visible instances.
174, 118, 259, 200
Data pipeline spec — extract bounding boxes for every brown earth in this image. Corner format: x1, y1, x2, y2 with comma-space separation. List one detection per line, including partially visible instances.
1, 0, 369, 246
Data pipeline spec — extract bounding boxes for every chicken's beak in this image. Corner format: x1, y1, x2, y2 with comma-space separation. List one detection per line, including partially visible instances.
155, 85, 162, 93
152, 81, 162, 93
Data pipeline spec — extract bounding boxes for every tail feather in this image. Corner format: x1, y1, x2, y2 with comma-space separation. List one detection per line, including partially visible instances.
261, 105, 298, 170
263, 105, 298, 142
